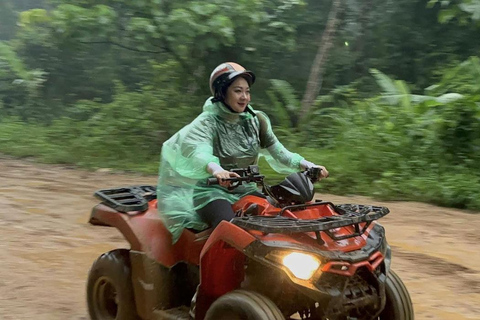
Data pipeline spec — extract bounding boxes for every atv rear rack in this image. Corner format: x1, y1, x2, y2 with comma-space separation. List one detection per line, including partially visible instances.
94, 185, 157, 213
232, 203, 389, 244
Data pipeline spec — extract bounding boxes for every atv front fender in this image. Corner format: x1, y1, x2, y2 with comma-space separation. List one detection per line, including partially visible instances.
195, 221, 257, 319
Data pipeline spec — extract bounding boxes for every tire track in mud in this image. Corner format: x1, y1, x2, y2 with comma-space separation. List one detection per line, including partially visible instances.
392, 246, 480, 294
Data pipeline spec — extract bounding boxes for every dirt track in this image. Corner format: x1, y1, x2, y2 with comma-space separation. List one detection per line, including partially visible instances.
1, 156, 479, 320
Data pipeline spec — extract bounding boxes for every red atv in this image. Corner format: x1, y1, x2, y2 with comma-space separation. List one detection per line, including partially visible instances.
87, 165, 414, 320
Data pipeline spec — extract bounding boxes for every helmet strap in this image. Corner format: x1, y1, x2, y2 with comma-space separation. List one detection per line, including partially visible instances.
246, 106, 256, 116
221, 101, 238, 113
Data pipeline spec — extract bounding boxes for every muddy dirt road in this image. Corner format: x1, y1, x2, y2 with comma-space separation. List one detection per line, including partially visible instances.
1, 156, 479, 320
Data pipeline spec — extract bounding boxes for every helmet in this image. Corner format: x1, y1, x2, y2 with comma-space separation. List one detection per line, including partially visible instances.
209, 62, 256, 99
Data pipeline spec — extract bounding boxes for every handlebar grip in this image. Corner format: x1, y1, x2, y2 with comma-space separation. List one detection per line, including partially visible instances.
207, 177, 219, 185
306, 167, 322, 183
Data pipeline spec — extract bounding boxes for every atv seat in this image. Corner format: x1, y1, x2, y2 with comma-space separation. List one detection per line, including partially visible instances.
189, 228, 213, 241
187, 227, 213, 234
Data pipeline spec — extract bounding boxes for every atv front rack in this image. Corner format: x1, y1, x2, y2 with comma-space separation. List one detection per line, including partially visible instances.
232, 202, 389, 244
94, 185, 157, 213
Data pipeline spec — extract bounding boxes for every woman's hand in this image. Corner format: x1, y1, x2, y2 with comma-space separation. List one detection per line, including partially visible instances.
213, 170, 241, 188
316, 165, 329, 179
301, 160, 329, 180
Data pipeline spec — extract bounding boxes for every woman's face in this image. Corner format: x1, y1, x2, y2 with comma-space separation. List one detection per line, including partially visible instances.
225, 76, 251, 113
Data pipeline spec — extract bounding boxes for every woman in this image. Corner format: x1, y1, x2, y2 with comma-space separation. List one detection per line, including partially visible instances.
157, 62, 328, 242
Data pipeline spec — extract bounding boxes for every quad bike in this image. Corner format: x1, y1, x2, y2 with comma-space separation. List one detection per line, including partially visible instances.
86, 165, 414, 320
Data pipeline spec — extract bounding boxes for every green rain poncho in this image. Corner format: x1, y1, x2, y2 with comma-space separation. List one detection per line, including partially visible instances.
157, 97, 304, 242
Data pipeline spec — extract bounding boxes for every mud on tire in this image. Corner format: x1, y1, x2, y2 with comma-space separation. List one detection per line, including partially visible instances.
205, 289, 284, 320
87, 249, 139, 320
380, 269, 414, 320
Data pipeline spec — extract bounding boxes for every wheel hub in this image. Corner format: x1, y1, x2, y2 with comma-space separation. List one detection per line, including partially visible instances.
93, 276, 118, 319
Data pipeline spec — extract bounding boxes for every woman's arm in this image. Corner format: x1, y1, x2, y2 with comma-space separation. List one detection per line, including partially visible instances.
257, 111, 328, 178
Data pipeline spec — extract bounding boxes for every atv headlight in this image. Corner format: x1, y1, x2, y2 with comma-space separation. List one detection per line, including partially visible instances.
265, 251, 322, 280
283, 252, 321, 280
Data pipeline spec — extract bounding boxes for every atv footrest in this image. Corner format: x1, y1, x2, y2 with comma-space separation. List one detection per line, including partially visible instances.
94, 185, 157, 213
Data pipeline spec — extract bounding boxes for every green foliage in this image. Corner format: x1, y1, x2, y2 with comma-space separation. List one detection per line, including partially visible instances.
0, 118, 54, 158
266, 79, 300, 128
429, 0, 480, 26
4, 0, 308, 121
299, 65, 480, 209
0, 42, 47, 120
0, 58, 200, 172
256, 58, 480, 211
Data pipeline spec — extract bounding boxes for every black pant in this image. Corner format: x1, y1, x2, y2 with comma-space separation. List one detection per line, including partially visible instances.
196, 199, 235, 229
195, 191, 265, 228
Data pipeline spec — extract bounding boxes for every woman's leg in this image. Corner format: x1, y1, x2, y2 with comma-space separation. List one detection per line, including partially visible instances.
196, 199, 235, 228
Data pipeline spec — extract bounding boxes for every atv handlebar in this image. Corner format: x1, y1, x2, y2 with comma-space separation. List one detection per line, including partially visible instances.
206, 165, 322, 188
206, 165, 264, 189
206, 175, 264, 186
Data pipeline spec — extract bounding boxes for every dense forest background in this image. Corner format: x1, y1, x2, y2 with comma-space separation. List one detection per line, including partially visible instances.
1, 0, 479, 209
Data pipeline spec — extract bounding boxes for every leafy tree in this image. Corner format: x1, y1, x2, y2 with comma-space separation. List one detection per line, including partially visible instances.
429, 0, 480, 26
0, 42, 46, 120
8, 0, 307, 118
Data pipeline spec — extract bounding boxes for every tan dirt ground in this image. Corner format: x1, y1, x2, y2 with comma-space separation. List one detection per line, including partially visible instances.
0, 156, 479, 320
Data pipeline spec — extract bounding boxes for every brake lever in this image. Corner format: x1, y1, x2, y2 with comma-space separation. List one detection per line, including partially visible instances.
227, 180, 241, 190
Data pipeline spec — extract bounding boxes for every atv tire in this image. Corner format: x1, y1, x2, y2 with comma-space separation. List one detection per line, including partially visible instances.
205, 289, 284, 320
380, 269, 414, 319
87, 249, 139, 320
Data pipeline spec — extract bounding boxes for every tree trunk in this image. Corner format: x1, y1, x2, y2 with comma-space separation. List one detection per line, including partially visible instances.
299, 0, 342, 121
